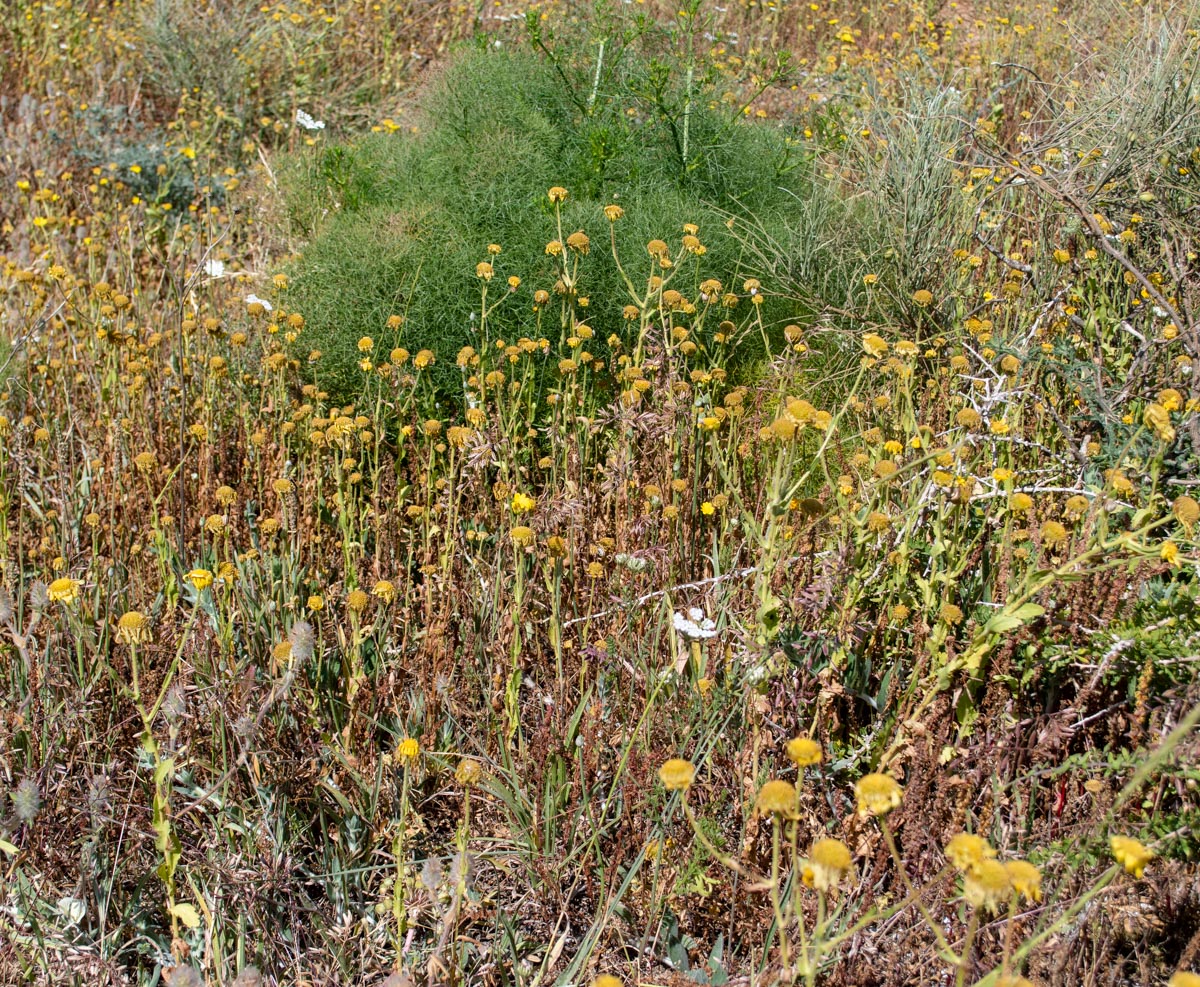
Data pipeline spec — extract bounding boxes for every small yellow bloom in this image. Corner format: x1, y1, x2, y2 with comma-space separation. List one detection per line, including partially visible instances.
511, 492, 536, 514
48, 577, 81, 605
805, 837, 853, 891
1004, 859, 1043, 902
945, 832, 995, 872
963, 858, 1011, 913
185, 569, 213, 592
854, 773, 903, 818
396, 737, 419, 761
1168, 973, 1200, 987
1111, 835, 1154, 877
372, 579, 396, 603
658, 758, 696, 791
786, 737, 823, 767
116, 610, 151, 644
756, 779, 797, 816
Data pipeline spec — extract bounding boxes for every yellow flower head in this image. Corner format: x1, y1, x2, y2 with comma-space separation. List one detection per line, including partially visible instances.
547, 186, 568, 204
510, 525, 536, 548
805, 837, 853, 892
396, 737, 419, 761
592, 977, 623, 987
48, 577, 81, 605
116, 610, 151, 645
756, 779, 797, 816
855, 773, 903, 818
963, 858, 1011, 913
945, 832, 996, 873
1168, 973, 1200, 987
511, 492, 536, 514
1110, 835, 1153, 877
786, 737, 823, 767
658, 758, 696, 791
347, 588, 369, 613
1004, 859, 1043, 903
1173, 495, 1200, 532
372, 579, 396, 604
185, 569, 213, 592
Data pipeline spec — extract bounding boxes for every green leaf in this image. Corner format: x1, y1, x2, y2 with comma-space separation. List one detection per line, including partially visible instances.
0, 838, 18, 856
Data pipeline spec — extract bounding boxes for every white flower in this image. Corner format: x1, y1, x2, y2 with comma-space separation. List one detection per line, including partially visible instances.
244, 294, 273, 312
203, 259, 225, 278
673, 607, 718, 640
295, 109, 325, 131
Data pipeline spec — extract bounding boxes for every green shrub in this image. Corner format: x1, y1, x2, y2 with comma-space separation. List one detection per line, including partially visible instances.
283, 33, 812, 406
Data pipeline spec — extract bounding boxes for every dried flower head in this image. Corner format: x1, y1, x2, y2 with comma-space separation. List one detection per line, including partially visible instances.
455, 757, 483, 786
288, 620, 315, 662
12, 777, 41, 823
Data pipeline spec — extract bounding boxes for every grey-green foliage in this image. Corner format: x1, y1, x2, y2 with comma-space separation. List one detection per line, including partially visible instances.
283, 40, 811, 405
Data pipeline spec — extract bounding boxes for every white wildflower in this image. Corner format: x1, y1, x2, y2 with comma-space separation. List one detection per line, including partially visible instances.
295, 109, 325, 131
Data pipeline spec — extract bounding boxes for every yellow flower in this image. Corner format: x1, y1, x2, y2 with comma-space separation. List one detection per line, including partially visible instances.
48, 577, 81, 605
1041, 521, 1068, 546
511, 492, 536, 514
547, 186, 568, 204
911, 289, 933, 306
945, 832, 995, 872
854, 773, 903, 818
347, 589, 369, 613
1009, 492, 1033, 513
1004, 860, 1043, 902
658, 758, 696, 791
116, 610, 151, 644
963, 858, 1010, 913
592, 977, 623, 987
786, 736, 822, 768
805, 838, 853, 891
1111, 835, 1154, 877
372, 579, 396, 603
185, 569, 213, 592
1168, 973, 1200, 987
862, 333, 889, 357
396, 737, 419, 761
1173, 495, 1200, 532
603, 205, 624, 222
510, 525, 536, 548
1161, 541, 1181, 566
1144, 402, 1175, 442
307, 594, 324, 612
756, 779, 797, 816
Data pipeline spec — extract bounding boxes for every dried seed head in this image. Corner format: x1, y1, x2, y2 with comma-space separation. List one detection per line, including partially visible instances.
12, 778, 41, 823
29, 581, 50, 611
230, 966, 263, 987
288, 620, 315, 663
